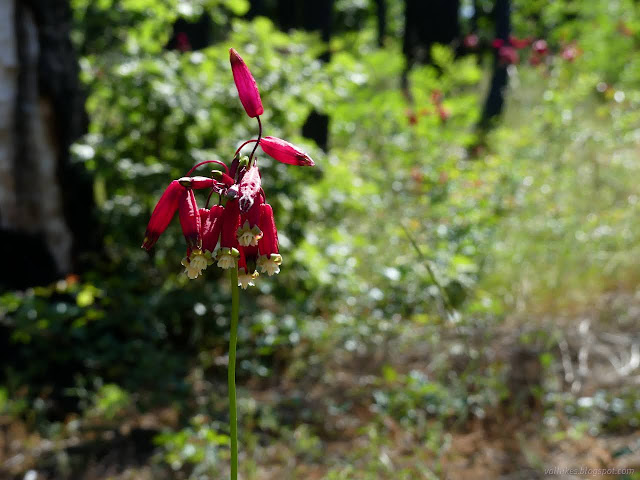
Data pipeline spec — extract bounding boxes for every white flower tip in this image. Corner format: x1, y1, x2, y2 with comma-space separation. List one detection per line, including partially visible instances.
258, 254, 282, 276
185, 267, 200, 279
238, 269, 258, 289
217, 254, 236, 269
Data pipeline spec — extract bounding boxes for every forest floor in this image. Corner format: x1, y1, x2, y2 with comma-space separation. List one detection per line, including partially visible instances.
3, 289, 640, 479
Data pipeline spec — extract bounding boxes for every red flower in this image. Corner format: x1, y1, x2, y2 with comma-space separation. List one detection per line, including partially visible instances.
259, 136, 315, 166
561, 44, 580, 61
498, 45, 519, 65
464, 34, 479, 49
257, 203, 281, 276
142, 180, 184, 251
237, 246, 259, 289
229, 48, 264, 118
532, 39, 548, 55
179, 188, 202, 252
509, 35, 530, 49
217, 198, 241, 269
142, 46, 316, 285
201, 205, 224, 253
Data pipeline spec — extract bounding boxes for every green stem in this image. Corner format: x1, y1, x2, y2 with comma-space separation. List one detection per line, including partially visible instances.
400, 223, 456, 315
228, 264, 239, 480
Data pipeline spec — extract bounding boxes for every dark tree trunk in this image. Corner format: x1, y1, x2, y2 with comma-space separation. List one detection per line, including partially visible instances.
166, 13, 213, 52
403, 0, 460, 67
0, 0, 90, 290
374, 0, 387, 47
479, 0, 511, 129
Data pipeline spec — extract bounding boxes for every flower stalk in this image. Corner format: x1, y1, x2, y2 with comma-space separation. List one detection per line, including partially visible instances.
228, 261, 240, 480
141, 47, 315, 479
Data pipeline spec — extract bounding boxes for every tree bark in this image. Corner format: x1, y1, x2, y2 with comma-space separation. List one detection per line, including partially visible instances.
479, 0, 511, 129
0, 0, 90, 289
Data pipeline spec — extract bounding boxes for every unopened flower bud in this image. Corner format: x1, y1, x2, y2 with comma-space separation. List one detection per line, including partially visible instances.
259, 137, 315, 167
229, 48, 264, 118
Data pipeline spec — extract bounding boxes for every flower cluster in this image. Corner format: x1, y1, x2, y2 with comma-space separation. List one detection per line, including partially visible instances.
142, 48, 314, 288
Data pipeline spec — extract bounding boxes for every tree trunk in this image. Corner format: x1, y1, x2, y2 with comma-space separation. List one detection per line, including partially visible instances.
0, 0, 90, 289
375, 0, 387, 48
479, 0, 511, 129
403, 0, 460, 67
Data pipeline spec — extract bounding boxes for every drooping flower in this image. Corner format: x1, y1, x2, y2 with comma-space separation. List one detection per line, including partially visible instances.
179, 188, 202, 252
142, 180, 184, 250
181, 254, 207, 279
229, 48, 264, 118
257, 203, 282, 276
260, 137, 315, 166
217, 198, 241, 269
238, 207, 263, 247
178, 188, 210, 279
201, 205, 224, 253
142, 46, 315, 286
237, 246, 259, 289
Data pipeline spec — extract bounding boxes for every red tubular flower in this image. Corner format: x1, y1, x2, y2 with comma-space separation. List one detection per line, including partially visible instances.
259, 136, 315, 167
237, 246, 259, 289
257, 203, 281, 276
179, 188, 202, 251
238, 201, 263, 247
217, 199, 241, 269
142, 180, 184, 251
229, 48, 264, 118
201, 205, 224, 253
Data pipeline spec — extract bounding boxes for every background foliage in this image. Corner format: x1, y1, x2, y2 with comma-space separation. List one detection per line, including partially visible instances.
2, 0, 640, 478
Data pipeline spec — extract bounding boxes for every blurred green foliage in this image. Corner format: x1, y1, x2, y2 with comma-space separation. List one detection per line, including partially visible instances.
2, 0, 640, 478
